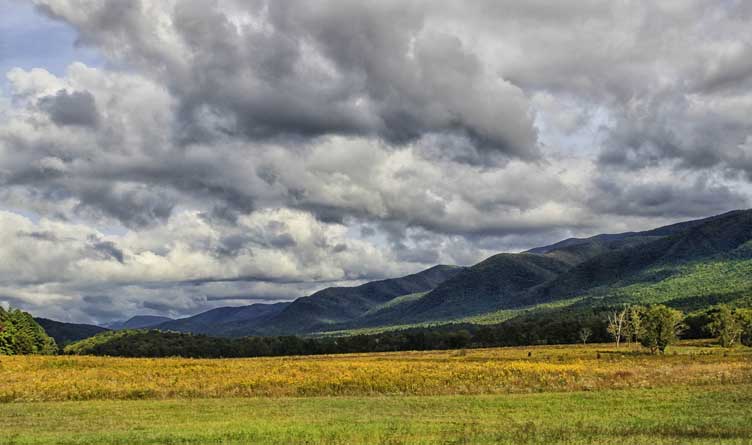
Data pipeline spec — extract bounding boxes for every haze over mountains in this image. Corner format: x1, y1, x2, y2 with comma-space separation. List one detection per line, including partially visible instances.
37, 208, 752, 347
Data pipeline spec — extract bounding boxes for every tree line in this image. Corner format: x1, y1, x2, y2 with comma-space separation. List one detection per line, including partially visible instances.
60, 303, 752, 358
0, 307, 57, 355
685, 304, 752, 347
3, 303, 752, 358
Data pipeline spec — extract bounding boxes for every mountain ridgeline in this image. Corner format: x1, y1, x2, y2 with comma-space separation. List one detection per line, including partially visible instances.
105, 316, 174, 330
153, 265, 463, 337
249, 265, 464, 335
34, 318, 109, 347
528, 210, 752, 305
156, 303, 290, 336
47, 209, 752, 347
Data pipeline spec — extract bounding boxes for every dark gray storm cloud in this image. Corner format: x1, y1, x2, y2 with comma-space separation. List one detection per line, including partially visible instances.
19, 0, 750, 236
74, 184, 176, 229
87, 236, 125, 263
588, 175, 749, 219
38, 89, 99, 127
597, 94, 752, 174
37, 0, 538, 160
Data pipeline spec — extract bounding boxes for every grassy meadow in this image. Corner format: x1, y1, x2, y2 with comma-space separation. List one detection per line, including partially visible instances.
1, 342, 751, 444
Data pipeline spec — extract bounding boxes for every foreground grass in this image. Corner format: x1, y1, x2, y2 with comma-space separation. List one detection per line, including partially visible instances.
1, 342, 751, 401
1, 343, 751, 444
1, 385, 751, 444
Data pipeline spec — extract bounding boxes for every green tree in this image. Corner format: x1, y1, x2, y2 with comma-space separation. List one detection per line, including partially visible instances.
737, 309, 752, 347
0, 306, 13, 354
639, 305, 684, 354
623, 305, 644, 346
707, 304, 742, 347
0, 307, 57, 355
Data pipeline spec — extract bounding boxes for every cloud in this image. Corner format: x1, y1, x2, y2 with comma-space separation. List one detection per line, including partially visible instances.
35, 0, 539, 159
38, 89, 99, 127
0, 0, 750, 322
0, 208, 410, 322
597, 92, 752, 175
588, 172, 750, 219
87, 236, 125, 264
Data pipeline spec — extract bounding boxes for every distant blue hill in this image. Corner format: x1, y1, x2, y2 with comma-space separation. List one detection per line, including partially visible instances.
105, 315, 174, 330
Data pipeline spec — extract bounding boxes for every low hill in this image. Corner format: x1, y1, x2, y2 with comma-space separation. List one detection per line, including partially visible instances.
155, 302, 290, 336
105, 315, 174, 330
34, 318, 109, 347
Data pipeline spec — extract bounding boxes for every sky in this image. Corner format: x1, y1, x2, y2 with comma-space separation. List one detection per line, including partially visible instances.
1, 0, 751, 324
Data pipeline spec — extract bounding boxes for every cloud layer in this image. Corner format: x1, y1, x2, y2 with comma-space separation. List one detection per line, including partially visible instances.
1, 0, 750, 322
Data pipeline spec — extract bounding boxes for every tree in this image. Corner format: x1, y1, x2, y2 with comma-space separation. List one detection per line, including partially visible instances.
474, 327, 496, 346
607, 306, 628, 348
707, 305, 742, 347
623, 305, 643, 346
639, 305, 684, 354
0, 307, 12, 355
0, 307, 57, 355
736, 309, 752, 347
446, 330, 472, 349
578, 327, 592, 345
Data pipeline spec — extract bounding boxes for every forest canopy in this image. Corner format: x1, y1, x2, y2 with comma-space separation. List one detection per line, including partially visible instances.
0, 307, 57, 355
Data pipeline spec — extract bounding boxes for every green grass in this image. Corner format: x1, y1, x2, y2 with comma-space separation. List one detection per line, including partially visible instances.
1, 385, 751, 444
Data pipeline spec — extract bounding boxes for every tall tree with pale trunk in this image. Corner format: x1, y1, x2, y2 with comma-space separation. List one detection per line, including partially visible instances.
607, 306, 629, 348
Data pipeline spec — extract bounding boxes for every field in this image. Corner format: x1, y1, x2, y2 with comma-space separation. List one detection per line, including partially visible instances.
1, 342, 751, 444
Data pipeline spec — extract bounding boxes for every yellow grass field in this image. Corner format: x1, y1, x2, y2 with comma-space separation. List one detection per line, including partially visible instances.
2, 342, 752, 444
1, 341, 751, 402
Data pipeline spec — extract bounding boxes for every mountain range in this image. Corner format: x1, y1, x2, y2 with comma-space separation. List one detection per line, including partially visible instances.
38, 209, 752, 344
